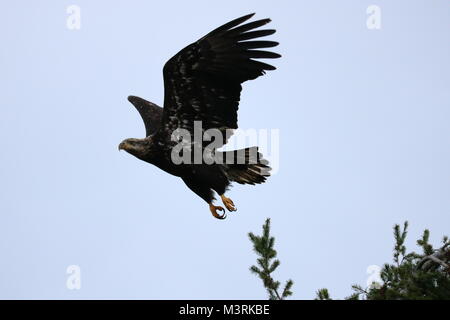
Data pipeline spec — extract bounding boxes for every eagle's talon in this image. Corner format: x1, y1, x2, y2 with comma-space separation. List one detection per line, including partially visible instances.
220, 194, 237, 212
209, 204, 227, 220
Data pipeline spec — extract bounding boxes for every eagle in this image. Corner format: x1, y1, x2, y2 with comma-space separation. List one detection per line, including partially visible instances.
119, 13, 280, 219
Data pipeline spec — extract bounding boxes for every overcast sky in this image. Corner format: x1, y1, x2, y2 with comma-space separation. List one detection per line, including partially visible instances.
1, 0, 449, 299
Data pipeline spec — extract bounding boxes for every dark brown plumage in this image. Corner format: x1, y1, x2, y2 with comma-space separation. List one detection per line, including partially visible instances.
119, 13, 280, 219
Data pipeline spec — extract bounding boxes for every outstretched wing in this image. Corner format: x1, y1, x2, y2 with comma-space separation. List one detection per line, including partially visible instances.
128, 95, 163, 136
159, 13, 280, 147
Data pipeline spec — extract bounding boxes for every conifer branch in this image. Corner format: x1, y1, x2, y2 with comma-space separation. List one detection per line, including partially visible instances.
249, 218, 294, 300
316, 221, 450, 300
315, 288, 331, 300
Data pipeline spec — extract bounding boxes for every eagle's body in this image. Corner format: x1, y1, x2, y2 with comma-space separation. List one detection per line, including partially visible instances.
119, 13, 280, 219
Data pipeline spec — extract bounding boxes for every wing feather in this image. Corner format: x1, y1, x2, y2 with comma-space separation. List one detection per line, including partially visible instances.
158, 13, 280, 149
128, 96, 163, 136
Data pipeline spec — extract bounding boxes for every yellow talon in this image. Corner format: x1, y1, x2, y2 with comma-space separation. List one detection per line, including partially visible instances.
209, 203, 226, 219
220, 194, 237, 212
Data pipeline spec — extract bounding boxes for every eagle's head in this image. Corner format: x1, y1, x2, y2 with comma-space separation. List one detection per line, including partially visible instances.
118, 138, 151, 160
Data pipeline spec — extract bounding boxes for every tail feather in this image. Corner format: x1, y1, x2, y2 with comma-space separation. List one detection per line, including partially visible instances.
218, 147, 271, 185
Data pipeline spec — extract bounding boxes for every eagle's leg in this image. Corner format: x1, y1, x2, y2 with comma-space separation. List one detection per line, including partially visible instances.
220, 194, 237, 212
181, 177, 226, 220
209, 203, 226, 220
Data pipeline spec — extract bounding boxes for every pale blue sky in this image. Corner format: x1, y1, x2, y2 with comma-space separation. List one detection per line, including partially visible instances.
0, 0, 449, 299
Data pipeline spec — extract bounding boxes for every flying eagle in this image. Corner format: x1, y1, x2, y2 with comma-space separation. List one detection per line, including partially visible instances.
119, 13, 280, 219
